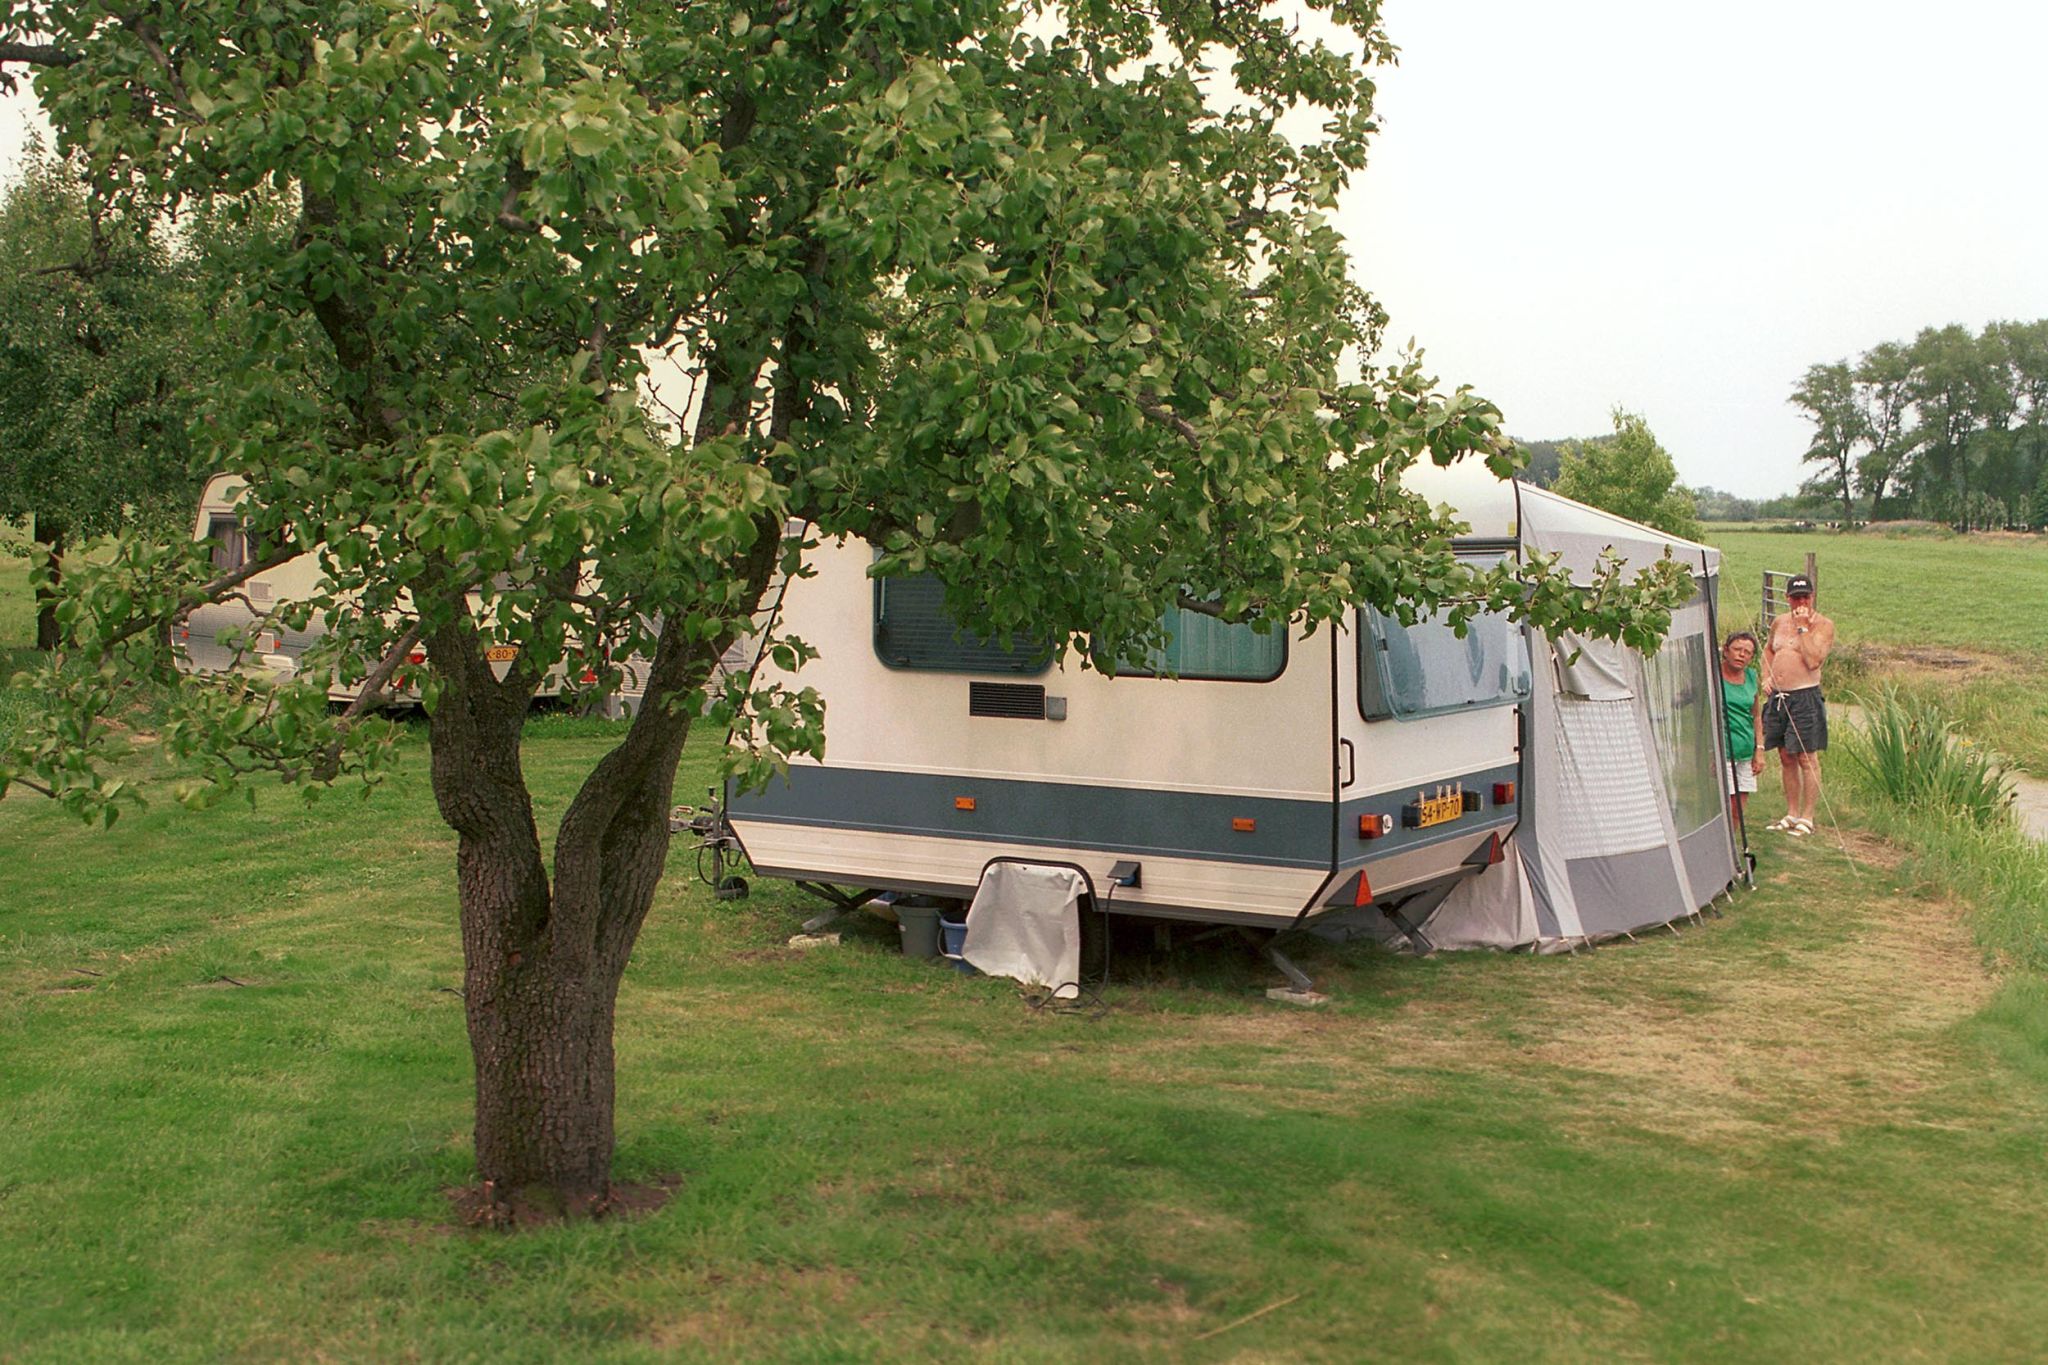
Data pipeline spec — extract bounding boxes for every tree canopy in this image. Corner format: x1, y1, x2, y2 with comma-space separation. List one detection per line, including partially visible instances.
0, 137, 205, 645
1552, 409, 1703, 542
1, 0, 1688, 1213
1790, 320, 2048, 530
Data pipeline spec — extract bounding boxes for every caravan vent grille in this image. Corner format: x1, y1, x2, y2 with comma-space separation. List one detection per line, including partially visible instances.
968, 681, 1046, 720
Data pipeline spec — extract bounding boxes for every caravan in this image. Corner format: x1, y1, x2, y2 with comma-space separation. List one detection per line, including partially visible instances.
177, 474, 577, 703
725, 465, 1742, 951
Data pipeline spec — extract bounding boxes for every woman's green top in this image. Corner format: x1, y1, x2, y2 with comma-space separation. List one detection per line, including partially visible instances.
1722, 665, 1759, 761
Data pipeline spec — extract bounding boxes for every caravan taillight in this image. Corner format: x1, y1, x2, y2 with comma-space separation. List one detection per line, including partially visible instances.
954, 797, 976, 812
1358, 813, 1390, 839
1231, 817, 1257, 833
1493, 781, 1516, 805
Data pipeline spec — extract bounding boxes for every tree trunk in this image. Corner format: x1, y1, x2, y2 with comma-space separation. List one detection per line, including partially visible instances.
32, 514, 65, 651
463, 906, 623, 1211
426, 653, 615, 1211
426, 603, 733, 1214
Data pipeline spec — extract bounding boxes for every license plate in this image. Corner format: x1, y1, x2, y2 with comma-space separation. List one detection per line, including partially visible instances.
485, 645, 520, 662
1405, 789, 1466, 829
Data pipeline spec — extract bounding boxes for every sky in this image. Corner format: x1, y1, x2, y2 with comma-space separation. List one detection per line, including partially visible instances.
5, 2, 2045, 498
1340, 0, 2048, 495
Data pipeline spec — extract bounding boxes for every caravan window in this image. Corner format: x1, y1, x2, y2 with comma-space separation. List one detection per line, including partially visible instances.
1642, 627, 1724, 836
872, 573, 1053, 674
206, 515, 248, 573
1113, 604, 1286, 682
1358, 600, 1531, 721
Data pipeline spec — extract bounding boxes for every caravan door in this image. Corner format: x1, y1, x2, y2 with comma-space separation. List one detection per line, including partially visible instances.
1320, 576, 1528, 914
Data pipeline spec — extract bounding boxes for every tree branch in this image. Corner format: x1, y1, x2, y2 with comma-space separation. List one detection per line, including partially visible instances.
306, 620, 423, 781
97, 541, 304, 651
0, 41, 79, 67
1137, 393, 1203, 451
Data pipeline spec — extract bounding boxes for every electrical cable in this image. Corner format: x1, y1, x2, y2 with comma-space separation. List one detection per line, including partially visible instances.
1019, 877, 1119, 1018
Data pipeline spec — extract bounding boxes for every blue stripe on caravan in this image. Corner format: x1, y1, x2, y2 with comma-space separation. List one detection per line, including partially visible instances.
731, 766, 1331, 868
1334, 761, 1523, 866
729, 760, 1525, 871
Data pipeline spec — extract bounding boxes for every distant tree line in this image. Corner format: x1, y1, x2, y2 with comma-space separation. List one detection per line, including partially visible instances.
1791, 320, 2048, 531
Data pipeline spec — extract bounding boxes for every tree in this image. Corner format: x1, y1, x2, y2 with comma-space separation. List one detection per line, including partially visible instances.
1789, 361, 1861, 528
1509, 437, 1566, 488
1905, 324, 2002, 530
0, 138, 202, 648
1852, 340, 1913, 520
1, 2, 1686, 1216
1552, 408, 1703, 541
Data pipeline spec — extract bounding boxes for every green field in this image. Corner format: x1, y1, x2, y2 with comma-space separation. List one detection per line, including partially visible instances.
6, 546, 2048, 1360
1707, 528, 2048, 773
1708, 527, 2048, 655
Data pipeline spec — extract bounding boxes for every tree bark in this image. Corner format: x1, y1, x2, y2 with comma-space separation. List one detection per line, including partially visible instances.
32, 514, 65, 651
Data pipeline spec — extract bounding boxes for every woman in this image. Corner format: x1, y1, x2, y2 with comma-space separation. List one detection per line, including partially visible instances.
1720, 631, 1764, 826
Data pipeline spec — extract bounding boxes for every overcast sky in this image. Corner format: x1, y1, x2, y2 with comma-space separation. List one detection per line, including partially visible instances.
1343, 0, 2048, 495
6, 2, 2044, 497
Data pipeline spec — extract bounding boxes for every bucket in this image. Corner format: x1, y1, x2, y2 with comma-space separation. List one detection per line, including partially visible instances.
895, 902, 943, 960
939, 919, 978, 975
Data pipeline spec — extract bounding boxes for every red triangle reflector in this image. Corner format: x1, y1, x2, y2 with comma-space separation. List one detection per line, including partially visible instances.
1352, 868, 1374, 906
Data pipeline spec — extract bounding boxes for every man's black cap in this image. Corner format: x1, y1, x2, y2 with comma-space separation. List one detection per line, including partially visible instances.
1786, 574, 1814, 598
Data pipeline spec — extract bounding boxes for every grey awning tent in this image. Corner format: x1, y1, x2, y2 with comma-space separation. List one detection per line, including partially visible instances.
1396, 473, 1739, 950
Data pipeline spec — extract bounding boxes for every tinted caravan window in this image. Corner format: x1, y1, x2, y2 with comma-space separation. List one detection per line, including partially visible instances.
1115, 605, 1286, 682
206, 515, 248, 573
1358, 598, 1532, 721
873, 573, 1052, 674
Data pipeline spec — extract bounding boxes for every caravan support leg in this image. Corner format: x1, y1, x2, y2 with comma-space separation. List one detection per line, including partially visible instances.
792, 883, 892, 937
1239, 929, 1324, 1004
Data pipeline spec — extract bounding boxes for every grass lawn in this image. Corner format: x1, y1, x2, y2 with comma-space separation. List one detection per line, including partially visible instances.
5, 548, 2048, 1359
1709, 528, 2048, 773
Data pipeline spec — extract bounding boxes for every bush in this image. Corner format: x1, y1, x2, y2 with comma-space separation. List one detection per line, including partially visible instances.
1844, 684, 2017, 828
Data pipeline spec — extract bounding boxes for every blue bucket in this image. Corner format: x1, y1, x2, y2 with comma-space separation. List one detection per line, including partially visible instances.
939, 919, 978, 975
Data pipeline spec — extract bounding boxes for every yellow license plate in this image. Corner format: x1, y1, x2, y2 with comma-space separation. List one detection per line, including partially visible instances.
1413, 793, 1464, 828
485, 645, 520, 662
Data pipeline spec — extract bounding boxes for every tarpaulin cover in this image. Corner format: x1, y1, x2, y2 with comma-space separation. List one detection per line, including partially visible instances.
961, 862, 1087, 998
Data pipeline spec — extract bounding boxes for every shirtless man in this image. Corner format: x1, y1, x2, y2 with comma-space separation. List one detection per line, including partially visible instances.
1760, 574, 1835, 836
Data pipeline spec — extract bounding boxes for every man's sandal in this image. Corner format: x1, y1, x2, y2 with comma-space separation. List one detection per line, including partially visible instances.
1787, 818, 1814, 837
1765, 815, 1794, 832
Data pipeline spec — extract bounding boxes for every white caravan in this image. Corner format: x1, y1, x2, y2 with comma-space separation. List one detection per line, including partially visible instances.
726, 473, 1537, 933
178, 474, 573, 703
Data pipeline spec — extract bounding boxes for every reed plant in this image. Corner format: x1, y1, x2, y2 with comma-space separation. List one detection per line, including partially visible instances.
1844, 683, 2017, 828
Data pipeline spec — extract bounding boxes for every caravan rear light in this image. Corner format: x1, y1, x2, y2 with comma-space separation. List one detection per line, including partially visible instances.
1231, 817, 1257, 833
1493, 782, 1516, 805
954, 797, 977, 812
1461, 790, 1482, 813
1358, 813, 1390, 839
